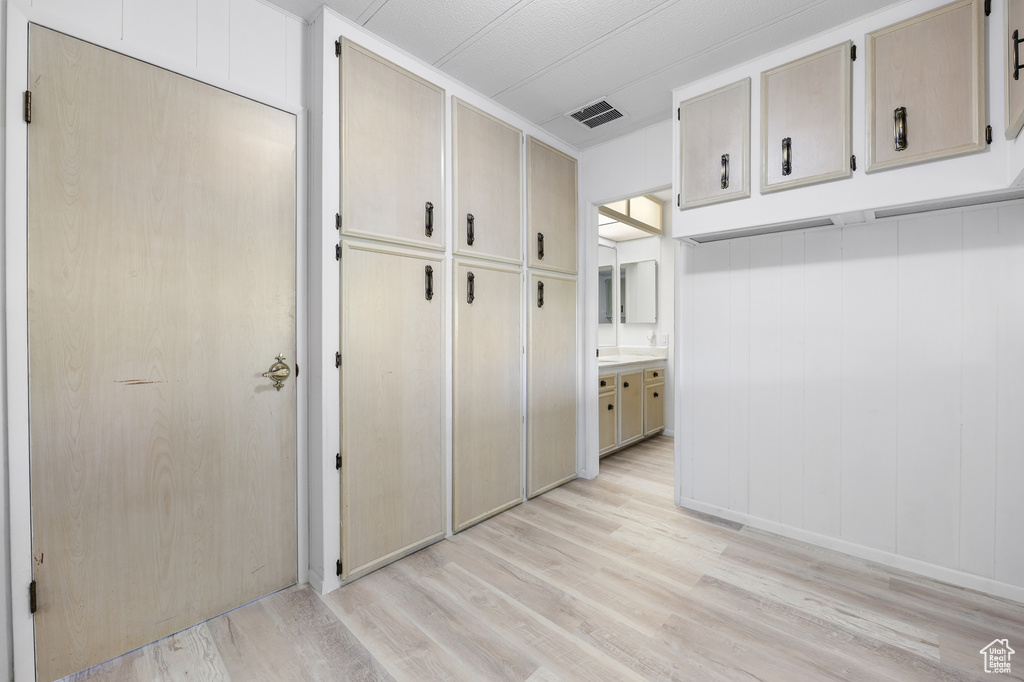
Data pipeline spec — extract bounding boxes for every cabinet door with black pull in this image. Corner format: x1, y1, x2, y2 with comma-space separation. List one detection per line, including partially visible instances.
527, 137, 577, 274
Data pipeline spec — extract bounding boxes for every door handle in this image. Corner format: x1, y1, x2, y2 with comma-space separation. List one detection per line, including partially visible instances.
425, 265, 434, 300
720, 153, 730, 189
425, 201, 434, 237
467, 271, 475, 305
537, 232, 545, 260
262, 354, 290, 391
893, 107, 908, 152
467, 213, 475, 246
781, 137, 792, 176
537, 281, 544, 308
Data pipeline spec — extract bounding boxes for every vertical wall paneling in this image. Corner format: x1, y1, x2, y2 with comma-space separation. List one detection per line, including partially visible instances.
285, 14, 305, 105
229, 0, 289, 102
801, 229, 842, 537
840, 222, 898, 553
995, 203, 1024, 587
747, 236, 782, 521
678, 241, 695, 501
197, 0, 231, 77
778, 233, 806, 528
30, 0, 123, 43
728, 241, 750, 513
896, 213, 963, 569
123, 0, 198, 68
691, 242, 731, 508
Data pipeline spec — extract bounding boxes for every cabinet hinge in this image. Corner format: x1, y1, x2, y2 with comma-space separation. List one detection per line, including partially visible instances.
336, 453, 342, 470
986, 125, 993, 145
335, 40, 341, 57
295, 363, 299, 378
29, 580, 36, 614
676, 193, 681, 207
336, 243, 341, 261
335, 352, 341, 368
23, 91, 32, 124
676, 107, 680, 121
335, 213, 341, 230
985, 0, 991, 16
850, 154, 857, 171
336, 559, 343, 576
851, 44, 857, 61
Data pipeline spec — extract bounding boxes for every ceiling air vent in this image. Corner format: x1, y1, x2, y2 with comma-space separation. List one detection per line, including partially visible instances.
569, 99, 625, 129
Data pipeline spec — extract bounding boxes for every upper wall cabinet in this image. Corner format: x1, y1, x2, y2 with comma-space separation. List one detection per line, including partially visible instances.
1006, 0, 1024, 139
679, 78, 751, 209
339, 39, 445, 250
453, 99, 523, 263
865, 0, 985, 172
761, 42, 852, 193
527, 137, 578, 274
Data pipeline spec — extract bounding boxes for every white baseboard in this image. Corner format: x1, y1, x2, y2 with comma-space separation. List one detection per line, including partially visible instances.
678, 497, 1024, 605
306, 570, 325, 596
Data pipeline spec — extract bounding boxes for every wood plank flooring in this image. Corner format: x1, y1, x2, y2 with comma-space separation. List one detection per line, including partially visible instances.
64, 436, 1024, 681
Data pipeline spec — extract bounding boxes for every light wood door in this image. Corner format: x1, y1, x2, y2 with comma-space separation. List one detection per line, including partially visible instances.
27, 26, 296, 682
453, 261, 524, 531
619, 371, 644, 444
453, 99, 523, 263
1006, 0, 1024, 138
679, 78, 750, 208
527, 273, 577, 497
599, 390, 618, 455
527, 138, 577, 274
866, 0, 985, 171
761, 42, 852, 193
340, 38, 445, 250
644, 383, 666, 436
341, 243, 445, 578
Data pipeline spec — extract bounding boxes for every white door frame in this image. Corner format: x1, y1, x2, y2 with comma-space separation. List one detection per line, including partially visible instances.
4, 5, 309, 680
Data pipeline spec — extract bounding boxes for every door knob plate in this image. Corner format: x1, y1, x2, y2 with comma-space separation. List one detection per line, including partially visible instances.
263, 354, 290, 391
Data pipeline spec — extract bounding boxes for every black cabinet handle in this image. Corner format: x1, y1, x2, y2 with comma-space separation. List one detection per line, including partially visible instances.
467, 213, 475, 246
425, 202, 434, 237
721, 153, 730, 189
1015, 30, 1024, 80
537, 232, 545, 260
623, 381, 629, 388
537, 281, 544, 308
425, 265, 434, 300
893, 107, 907, 152
654, 392, 659, 398
467, 271, 475, 305
607, 404, 614, 410
653, 371, 659, 378
600, 380, 607, 387
782, 137, 792, 176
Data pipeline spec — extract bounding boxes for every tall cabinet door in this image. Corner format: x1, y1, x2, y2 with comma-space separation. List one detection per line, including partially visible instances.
341, 242, 445, 579
453, 261, 524, 531
453, 99, 523, 263
527, 138, 577, 274
340, 39, 445, 250
527, 273, 578, 497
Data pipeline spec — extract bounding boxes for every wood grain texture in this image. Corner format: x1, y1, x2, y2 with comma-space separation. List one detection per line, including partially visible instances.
679, 78, 750, 208
866, 0, 984, 171
340, 39, 445, 250
599, 388, 617, 455
526, 272, 577, 497
618, 370, 644, 445
453, 99, 523, 263
64, 437, 1024, 681
453, 260, 524, 531
340, 242, 446, 578
28, 26, 297, 682
642, 382, 664, 436
526, 137, 577, 274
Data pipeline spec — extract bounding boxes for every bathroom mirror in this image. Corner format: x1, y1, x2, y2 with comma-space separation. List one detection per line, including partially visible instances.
598, 266, 614, 324
620, 260, 657, 324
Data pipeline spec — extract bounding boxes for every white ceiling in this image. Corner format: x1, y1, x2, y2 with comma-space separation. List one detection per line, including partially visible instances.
267, 0, 906, 149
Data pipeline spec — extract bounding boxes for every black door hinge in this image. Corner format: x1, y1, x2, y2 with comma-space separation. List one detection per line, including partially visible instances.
336, 244, 341, 261
23, 91, 32, 124
336, 559, 343, 576
335, 40, 341, 57
676, 107, 680, 121
985, 0, 991, 16
29, 580, 37, 614
336, 453, 342, 469
851, 154, 857, 171
295, 363, 299, 378
335, 213, 342, 230
335, 352, 341, 368
676, 193, 681, 207
851, 44, 857, 61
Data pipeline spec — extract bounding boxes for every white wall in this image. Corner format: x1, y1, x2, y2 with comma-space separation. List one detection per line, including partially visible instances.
3, 1, 308, 679
678, 201, 1024, 603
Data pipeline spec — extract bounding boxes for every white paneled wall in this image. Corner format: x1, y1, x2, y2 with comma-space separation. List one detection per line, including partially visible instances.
679, 202, 1024, 600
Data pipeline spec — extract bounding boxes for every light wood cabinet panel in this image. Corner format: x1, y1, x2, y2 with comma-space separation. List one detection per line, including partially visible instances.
599, 373, 617, 391
341, 242, 445, 579
453, 260, 523, 531
865, 0, 985, 172
761, 42, 852, 193
599, 389, 618, 455
453, 99, 523, 263
1006, 0, 1024, 139
644, 382, 666, 436
679, 78, 750, 209
527, 273, 577, 497
340, 39, 445, 250
527, 137, 577, 274
619, 371, 644, 445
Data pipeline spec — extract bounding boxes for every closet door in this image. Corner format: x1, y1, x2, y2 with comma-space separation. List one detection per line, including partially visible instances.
453, 261, 524, 531
340, 242, 445, 579
340, 39, 445, 250
527, 138, 578, 274
527, 273, 578, 497
453, 99, 523, 263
